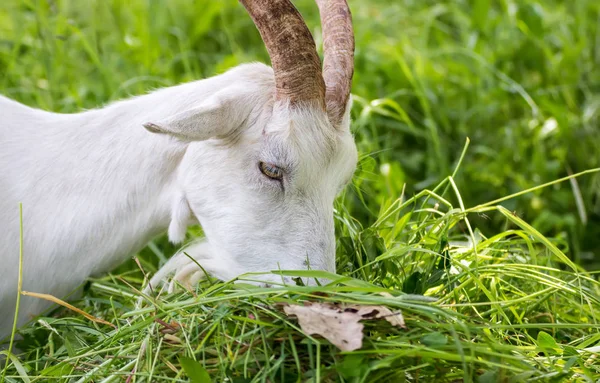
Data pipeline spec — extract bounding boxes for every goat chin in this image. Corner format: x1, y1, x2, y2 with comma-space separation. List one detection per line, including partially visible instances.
0, 61, 357, 341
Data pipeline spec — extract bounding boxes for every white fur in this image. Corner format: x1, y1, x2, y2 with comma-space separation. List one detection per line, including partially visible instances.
0, 63, 357, 340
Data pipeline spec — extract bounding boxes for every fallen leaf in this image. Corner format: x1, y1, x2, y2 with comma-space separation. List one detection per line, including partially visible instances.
283, 302, 405, 351
163, 334, 182, 344
155, 318, 184, 334
364, 305, 406, 328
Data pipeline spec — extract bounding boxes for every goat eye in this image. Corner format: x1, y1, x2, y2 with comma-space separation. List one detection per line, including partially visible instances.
258, 162, 283, 181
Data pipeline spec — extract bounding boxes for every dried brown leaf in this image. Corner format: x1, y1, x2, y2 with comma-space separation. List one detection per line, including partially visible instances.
163, 334, 182, 344
283, 302, 405, 351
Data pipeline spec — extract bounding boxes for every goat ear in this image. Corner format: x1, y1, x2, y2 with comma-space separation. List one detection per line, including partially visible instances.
143, 92, 250, 141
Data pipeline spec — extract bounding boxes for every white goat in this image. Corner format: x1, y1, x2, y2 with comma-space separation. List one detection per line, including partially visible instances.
0, 0, 356, 340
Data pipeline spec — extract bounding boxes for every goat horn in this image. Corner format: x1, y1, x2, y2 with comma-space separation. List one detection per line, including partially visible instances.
316, 0, 355, 126
240, 0, 326, 107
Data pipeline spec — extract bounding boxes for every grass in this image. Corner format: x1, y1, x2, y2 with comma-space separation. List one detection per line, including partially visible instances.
1, 0, 600, 381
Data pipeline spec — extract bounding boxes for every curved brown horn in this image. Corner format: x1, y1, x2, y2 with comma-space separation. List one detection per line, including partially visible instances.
240, 0, 326, 107
316, 0, 355, 126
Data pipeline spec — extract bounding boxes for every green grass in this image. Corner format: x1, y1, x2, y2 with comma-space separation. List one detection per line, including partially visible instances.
1, 0, 600, 381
